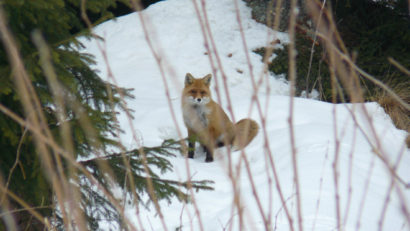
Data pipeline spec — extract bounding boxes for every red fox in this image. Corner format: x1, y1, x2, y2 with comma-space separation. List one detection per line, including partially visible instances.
182, 73, 259, 162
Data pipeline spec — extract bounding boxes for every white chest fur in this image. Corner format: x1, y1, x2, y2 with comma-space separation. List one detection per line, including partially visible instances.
183, 104, 210, 131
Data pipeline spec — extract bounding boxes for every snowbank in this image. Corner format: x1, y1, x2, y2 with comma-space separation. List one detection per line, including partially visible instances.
79, 0, 410, 230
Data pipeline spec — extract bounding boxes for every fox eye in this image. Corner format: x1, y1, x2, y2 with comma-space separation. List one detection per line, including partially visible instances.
200, 91, 206, 95
190, 90, 197, 94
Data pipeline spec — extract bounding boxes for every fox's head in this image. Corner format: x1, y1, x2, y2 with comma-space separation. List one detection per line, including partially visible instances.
182, 73, 212, 106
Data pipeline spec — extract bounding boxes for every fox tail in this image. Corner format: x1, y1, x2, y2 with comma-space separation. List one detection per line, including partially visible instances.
232, 119, 259, 151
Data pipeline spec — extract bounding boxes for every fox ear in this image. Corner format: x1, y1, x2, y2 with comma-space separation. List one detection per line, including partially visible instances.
185, 73, 194, 86
202, 74, 212, 86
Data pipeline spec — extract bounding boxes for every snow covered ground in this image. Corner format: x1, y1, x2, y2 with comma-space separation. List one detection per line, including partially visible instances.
79, 0, 410, 230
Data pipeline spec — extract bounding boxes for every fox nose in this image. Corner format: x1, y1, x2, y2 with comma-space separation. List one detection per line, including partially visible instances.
196, 98, 202, 102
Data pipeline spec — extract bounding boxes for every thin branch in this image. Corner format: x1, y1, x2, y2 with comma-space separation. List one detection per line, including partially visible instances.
305, 0, 327, 98
1, 127, 28, 204
388, 57, 410, 77
232, 0, 296, 230
288, 0, 303, 230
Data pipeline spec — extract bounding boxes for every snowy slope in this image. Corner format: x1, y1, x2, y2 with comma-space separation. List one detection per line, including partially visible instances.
79, 0, 410, 230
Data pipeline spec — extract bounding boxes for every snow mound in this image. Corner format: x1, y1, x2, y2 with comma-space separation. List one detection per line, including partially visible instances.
79, 0, 410, 230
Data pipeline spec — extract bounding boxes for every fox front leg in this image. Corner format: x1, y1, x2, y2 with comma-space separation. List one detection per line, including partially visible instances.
188, 140, 195, 158
187, 130, 196, 158
202, 131, 215, 162
203, 145, 214, 162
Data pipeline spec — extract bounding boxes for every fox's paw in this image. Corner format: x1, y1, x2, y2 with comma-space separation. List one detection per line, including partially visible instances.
205, 156, 214, 162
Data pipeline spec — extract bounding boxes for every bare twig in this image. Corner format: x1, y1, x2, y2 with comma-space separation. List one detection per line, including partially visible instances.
1, 127, 28, 204
342, 125, 358, 228
287, 0, 303, 230
305, 0, 327, 98
332, 105, 342, 230
192, 1, 245, 229
388, 57, 410, 77
311, 142, 330, 231
378, 144, 407, 231
232, 0, 296, 230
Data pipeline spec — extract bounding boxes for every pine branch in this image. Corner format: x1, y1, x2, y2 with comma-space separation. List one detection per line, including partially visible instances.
79, 139, 214, 203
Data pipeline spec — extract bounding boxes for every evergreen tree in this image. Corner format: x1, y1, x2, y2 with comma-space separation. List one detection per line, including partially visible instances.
0, 0, 212, 230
